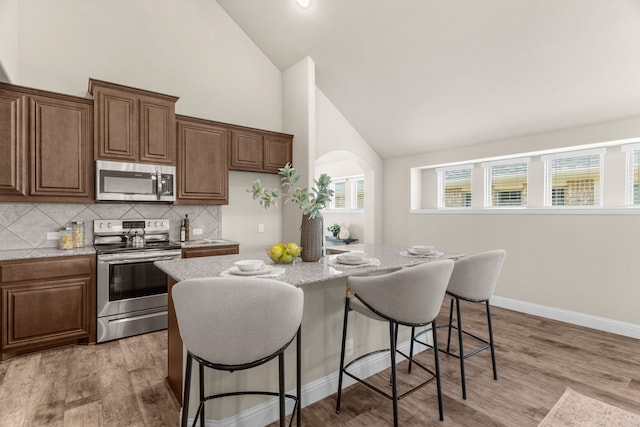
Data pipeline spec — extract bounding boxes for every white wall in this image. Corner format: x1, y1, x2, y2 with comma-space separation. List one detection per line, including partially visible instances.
6, 0, 286, 250
315, 88, 383, 243
384, 116, 640, 325
0, 0, 19, 81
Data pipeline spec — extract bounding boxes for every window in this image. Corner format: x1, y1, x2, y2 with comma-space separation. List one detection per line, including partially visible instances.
329, 180, 346, 209
352, 178, 365, 209
328, 176, 364, 210
482, 158, 529, 207
623, 144, 640, 205
542, 148, 605, 207
437, 165, 472, 208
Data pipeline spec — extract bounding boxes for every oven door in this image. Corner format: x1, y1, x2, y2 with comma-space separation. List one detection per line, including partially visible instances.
97, 250, 182, 318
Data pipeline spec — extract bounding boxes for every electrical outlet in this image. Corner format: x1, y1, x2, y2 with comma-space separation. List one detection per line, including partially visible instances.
193, 228, 203, 236
258, 224, 264, 233
346, 338, 354, 356
47, 232, 60, 240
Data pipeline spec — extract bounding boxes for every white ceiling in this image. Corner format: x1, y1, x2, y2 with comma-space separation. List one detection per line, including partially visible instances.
216, 0, 640, 159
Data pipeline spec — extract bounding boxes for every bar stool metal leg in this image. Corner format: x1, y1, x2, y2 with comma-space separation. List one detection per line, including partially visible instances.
431, 318, 444, 421
454, 296, 467, 400
182, 353, 193, 427
336, 297, 350, 414
278, 353, 285, 427
297, 327, 302, 426
486, 300, 498, 380
199, 364, 205, 427
389, 322, 399, 427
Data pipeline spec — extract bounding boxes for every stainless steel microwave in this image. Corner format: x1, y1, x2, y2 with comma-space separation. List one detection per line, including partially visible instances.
95, 160, 176, 202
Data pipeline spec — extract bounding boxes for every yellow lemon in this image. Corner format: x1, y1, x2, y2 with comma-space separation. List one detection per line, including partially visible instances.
286, 242, 301, 257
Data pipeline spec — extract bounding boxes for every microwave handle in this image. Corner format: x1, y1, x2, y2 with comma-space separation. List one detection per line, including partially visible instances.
156, 170, 162, 200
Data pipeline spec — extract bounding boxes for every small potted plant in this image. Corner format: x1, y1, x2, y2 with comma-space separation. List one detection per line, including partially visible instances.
327, 223, 341, 237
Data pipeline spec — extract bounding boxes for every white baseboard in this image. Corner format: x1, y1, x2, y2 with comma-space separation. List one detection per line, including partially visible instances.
490, 296, 640, 339
189, 338, 431, 427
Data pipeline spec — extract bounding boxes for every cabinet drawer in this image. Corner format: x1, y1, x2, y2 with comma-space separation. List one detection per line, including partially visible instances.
181, 245, 239, 258
0, 256, 93, 282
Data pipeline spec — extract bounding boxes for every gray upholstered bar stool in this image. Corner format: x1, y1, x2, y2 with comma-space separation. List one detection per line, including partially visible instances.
172, 277, 304, 427
336, 260, 455, 426
413, 249, 506, 400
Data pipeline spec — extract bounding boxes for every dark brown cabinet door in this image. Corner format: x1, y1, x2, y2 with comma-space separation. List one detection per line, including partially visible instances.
0, 255, 96, 362
29, 95, 93, 201
0, 90, 27, 197
89, 79, 178, 165
264, 134, 293, 173
229, 127, 293, 173
229, 128, 263, 171
93, 86, 138, 161
176, 116, 229, 204
139, 95, 175, 164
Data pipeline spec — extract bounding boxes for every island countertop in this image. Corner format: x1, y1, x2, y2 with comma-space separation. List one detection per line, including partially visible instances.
155, 244, 459, 286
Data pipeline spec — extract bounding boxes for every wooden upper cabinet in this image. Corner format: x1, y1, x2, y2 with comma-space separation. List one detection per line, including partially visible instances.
176, 115, 229, 205
264, 134, 293, 173
89, 79, 178, 165
229, 128, 263, 172
229, 127, 293, 174
29, 95, 93, 200
0, 82, 93, 203
0, 89, 27, 197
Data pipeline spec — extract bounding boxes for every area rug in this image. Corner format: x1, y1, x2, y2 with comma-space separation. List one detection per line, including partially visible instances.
539, 387, 640, 426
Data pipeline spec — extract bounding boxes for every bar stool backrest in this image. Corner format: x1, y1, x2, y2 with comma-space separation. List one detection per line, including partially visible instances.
349, 259, 454, 325
172, 277, 304, 366
447, 250, 506, 301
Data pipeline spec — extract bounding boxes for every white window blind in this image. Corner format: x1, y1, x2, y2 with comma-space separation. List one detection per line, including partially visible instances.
352, 178, 365, 209
330, 180, 346, 209
622, 144, 640, 205
542, 148, 605, 207
482, 158, 529, 207
437, 165, 472, 208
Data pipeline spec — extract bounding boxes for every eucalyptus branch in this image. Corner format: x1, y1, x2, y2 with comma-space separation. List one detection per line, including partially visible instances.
247, 163, 333, 219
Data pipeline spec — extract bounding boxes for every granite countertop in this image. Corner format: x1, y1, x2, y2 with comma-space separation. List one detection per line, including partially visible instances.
156, 244, 463, 287
180, 239, 239, 249
0, 246, 96, 261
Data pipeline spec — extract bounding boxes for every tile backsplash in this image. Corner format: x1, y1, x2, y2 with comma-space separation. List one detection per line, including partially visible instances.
0, 203, 221, 250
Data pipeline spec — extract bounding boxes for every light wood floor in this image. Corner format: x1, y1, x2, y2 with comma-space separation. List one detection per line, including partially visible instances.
2, 304, 639, 426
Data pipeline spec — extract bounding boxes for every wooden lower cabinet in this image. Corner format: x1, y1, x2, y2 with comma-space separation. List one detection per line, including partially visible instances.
0, 255, 96, 362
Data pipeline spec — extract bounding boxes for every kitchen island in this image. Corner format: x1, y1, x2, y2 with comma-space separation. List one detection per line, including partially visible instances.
156, 244, 461, 424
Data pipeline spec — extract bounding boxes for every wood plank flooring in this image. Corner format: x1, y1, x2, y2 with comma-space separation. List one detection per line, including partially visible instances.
0, 331, 179, 427
272, 301, 640, 426
1, 303, 639, 426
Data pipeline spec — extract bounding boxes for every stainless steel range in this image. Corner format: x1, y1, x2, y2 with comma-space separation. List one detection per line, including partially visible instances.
94, 219, 181, 343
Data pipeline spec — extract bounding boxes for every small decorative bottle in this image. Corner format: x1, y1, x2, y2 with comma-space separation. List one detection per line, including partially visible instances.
184, 214, 190, 242
180, 220, 186, 242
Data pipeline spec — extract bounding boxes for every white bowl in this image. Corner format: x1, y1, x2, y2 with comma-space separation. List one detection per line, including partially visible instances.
234, 259, 265, 272
412, 245, 434, 254
340, 251, 366, 262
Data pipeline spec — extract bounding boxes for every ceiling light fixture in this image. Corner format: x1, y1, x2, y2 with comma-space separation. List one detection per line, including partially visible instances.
296, 0, 311, 8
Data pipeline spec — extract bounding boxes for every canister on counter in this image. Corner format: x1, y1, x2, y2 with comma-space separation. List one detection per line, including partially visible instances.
59, 226, 74, 250
72, 221, 85, 248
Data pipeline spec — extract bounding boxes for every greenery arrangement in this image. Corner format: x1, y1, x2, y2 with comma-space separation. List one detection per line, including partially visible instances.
248, 163, 333, 219
327, 223, 341, 235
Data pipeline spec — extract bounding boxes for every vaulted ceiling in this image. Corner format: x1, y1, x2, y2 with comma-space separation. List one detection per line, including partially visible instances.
217, 0, 640, 159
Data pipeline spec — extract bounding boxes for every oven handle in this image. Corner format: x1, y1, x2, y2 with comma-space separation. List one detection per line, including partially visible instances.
98, 253, 181, 264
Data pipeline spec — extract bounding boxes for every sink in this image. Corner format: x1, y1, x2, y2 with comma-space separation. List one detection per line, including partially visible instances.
325, 248, 349, 255
184, 239, 229, 245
